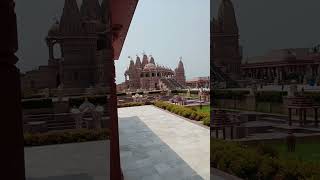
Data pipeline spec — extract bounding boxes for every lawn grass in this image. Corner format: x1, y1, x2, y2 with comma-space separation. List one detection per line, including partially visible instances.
246, 140, 320, 162
195, 105, 210, 113
272, 142, 320, 162
189, 105, 210, 113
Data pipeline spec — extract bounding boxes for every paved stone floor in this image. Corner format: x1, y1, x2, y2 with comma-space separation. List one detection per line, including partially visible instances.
212, 175, 225, 180
25, 140, 110, 180
118, 105, 210, 180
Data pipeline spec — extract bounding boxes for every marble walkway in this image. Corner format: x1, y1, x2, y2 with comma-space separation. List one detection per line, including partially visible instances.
118, 105, 210, 180
25, 140, 110, 180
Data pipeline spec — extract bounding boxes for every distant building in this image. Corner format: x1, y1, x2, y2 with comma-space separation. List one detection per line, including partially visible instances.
186, 76, 210, 89
212, 0, 320, 87
242, 48, 320, 84
117, 55, 186, 92
21, 0, 111, 90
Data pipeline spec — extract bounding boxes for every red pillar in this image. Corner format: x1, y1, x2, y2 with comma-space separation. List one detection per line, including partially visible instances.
0, 0, 26, 179
105, 33, 122, 179
109, 59, 123, 180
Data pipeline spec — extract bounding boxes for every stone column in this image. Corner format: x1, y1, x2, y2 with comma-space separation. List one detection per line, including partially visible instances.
48, 41, 54, 60
0, 0, 26, 179
288, 108, 292, 126
106, 19, 123, 180
314, 108, 318, 127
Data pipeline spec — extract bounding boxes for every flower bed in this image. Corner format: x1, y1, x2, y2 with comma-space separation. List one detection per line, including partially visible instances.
154, 101, 210, 126
211, 139, 320, 180
24, 128, 110, 147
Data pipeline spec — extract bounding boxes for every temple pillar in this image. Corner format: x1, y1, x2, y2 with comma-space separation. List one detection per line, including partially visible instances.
0, 0, 26, 179
288, 108, 292, 126
107, 48, 122, 179
314, 108, 318, 127
48, 41, 54, 60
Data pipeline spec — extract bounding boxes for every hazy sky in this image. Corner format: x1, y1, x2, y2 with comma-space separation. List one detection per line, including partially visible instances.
15, 0, 210, 83
212, 0, 320, 58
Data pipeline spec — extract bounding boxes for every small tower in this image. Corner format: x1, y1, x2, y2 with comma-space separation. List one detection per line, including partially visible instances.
59, 0, 98, 88
149, 55, 155, 64
142, 53, 149, 68
127, 57, 140, 90
135, 55, 142, 69
175, 57, 186, 86
213, 0, 241, 80
80, 0, 102, 21
101, 0, 111, 24
59, 0, 83, 35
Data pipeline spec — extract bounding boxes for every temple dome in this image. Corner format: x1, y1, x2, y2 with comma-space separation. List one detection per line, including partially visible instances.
48, 21, 60, 36
143, 63, 157, 70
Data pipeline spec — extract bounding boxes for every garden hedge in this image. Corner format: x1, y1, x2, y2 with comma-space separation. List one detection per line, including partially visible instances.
211, 139, 320, 180
154, 101, 210, 126
22, 99, 53, 109
256, 91, 288, 103
171, 89, 199, 94
69, 96, 107, 107
117, 92, 127, 96
118, 102, 146, 108
24, 128, 110, 147
212, 90, 250, 99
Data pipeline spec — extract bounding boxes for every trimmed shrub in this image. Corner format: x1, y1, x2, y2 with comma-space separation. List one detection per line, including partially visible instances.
69, 96, 107, 107
22, 99, 53, 109
117, 102, 145, 108
117, 92, 127, 96
24, 128, 110, 147
211, 139, 320, 180
203, 116, 210, 126
154, 101, 210, 126
212, 90, 250, 100
256, 91, 287, 103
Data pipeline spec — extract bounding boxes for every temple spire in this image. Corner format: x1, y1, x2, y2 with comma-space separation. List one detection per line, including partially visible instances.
217, 0, 238, 34
178, 57, 184, 69
60, 0, 83, 35
101, 0, 111, 24
149, 55, 155, 64
142, 53, 149, 67
80, 0, 102, 20
135, 55, 142, 68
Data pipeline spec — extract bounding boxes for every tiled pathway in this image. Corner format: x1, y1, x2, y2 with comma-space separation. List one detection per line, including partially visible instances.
118, 105, 210, 180
25, 140, 110, 180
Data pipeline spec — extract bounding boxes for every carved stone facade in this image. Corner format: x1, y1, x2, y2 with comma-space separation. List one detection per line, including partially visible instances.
120, 54, 186, 91
241, 48, 320, 85
212, 0, 242, 81
21, 0, 112, 90
212, 0, 320, 86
